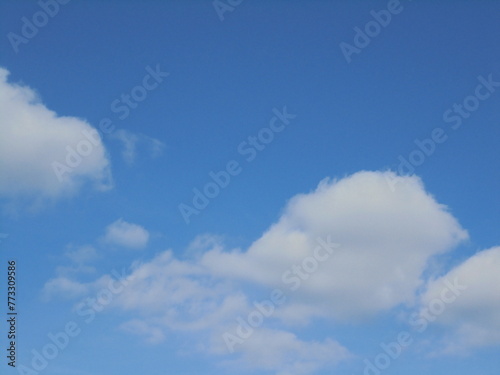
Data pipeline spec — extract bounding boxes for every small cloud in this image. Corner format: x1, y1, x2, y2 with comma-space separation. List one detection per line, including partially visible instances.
55, 265, 96, 276
51, 244, 99, 275
148, 137, 165, 159
184, 233, 224, 259
111, 129, 165, 165
102, 218, 149, 249
120, 319, 166, 344
65, 244, 98, 264
42, 276, 89, 301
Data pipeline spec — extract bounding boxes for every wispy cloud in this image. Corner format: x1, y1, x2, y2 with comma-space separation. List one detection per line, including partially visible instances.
111, 129, 165, 165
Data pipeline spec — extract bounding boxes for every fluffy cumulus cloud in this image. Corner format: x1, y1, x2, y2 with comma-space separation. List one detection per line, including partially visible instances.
418, 246, 500, 354
102, 218, 150, 249
200, 171, 468, 322
0, 67, 112, 200
44, 171, 481, 373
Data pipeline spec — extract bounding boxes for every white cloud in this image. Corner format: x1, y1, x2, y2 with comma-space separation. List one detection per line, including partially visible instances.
113, 250, 240, 329
110, 249, 351, 373
419, 246, 500, 354
44, 171, 474, 372
184, 233, 225, 259
200, 171, 468, 322
42, 276, 89, 301
111, 129, 165, 165
54, 245, 98, 275
119, 319, 166, 344
215, 328, 351, 375
102, 218, 150, 249
65, 245, 98, 264
0, 67, 112, 201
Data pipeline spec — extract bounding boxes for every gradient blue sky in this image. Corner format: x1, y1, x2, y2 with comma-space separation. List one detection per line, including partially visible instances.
0, 1, 499, 375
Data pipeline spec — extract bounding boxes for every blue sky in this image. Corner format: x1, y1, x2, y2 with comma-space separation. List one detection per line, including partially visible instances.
0, 1, 499, 374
